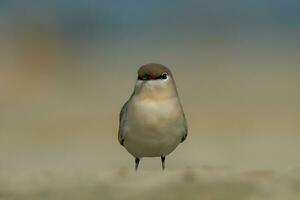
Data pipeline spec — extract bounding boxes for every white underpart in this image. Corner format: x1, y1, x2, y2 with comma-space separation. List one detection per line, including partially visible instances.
123, 78, 186, 158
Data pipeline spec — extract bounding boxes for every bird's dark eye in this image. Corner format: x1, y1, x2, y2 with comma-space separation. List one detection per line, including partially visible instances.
161, 73, 168, 79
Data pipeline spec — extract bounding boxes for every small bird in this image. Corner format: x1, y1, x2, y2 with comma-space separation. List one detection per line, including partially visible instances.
118, 64, 187, 170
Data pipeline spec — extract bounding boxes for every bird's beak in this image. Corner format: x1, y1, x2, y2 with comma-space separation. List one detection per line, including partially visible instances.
141, 75, 156, 81
148, 76, 156, 80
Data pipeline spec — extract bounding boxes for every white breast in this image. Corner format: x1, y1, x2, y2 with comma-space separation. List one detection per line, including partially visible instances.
123, 97, 186, 158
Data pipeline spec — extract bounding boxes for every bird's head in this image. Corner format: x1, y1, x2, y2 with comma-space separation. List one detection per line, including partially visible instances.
134, 63, 178, 100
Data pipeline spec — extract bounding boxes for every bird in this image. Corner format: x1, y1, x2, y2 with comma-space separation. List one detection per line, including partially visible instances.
118, 63, 187, 171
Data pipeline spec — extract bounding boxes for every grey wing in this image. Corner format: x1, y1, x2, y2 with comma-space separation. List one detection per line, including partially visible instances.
118, 101, 128, 146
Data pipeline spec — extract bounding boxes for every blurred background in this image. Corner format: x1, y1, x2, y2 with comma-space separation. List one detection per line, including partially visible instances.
0, 0, 300, 199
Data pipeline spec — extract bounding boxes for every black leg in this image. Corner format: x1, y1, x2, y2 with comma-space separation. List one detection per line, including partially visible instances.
135, 157, 140, 171
161, 156, 166, 170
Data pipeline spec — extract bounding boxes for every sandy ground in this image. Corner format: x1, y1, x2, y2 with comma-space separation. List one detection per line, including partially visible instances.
1, 134, 300, 200
1, 167, 300, 200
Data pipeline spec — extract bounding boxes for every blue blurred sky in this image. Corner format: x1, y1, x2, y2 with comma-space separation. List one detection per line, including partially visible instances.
2, 0, 300, 42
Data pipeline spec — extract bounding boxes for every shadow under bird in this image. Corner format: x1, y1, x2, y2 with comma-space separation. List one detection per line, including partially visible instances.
118, 64, 188, 170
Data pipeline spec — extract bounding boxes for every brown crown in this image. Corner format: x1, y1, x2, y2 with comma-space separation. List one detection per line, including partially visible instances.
138, 63, 172, 78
